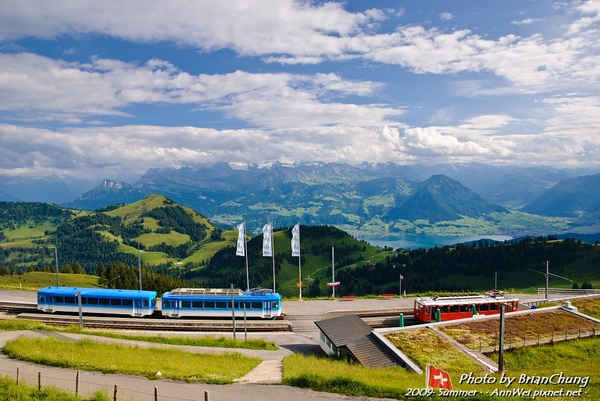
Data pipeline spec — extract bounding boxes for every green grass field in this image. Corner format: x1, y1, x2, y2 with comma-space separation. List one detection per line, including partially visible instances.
0, 272, 100, 291
3, 336, 261, 384
283, 336, 600, 400
0, 376, 110, 401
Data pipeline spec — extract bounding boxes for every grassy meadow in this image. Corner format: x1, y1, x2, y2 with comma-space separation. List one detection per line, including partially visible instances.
283, 336, 600, 400
0, 376, 110, 401
0, 271, 100, 291
0, 319, 277, 350
3, 336, 261, 384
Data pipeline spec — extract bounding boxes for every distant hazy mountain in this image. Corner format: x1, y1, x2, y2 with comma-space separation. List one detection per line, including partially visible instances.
414, 162, 509, 193
63, 179, 147, 210
52, 162, 600, 235
384, 174, 506, 222
522, 173, 600, 217
0, 191, 19, 202
481, 167, 579, 209
0, 175, 81, 204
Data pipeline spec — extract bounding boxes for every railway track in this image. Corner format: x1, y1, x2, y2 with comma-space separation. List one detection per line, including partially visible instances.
1, 301, 420, 332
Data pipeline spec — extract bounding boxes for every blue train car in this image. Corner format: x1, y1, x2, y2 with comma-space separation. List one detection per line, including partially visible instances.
37, 287, 157, 317
161, 288, 282, 319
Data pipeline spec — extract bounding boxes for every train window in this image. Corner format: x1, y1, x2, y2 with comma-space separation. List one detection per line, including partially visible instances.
80, 298, 87, 305
38, 295, 45, 302
87, 298, 98, 305
122, 299, 133, 307
53, 296, 64, 303
460, 304, 469, 312
480, 304, 489, 311
65, 296, 76, 304
449, 305, 459, 312
181, 301, 191, 308
110, 299, 121, 306
252, 302, 262, 309
216, 301, 228, 309
490, 303, 498, 310
99, 298, 109, 305
192, 301, 202, 308
240, 301, 251, 309
163, 300, 171, 308
204, 301, 215, 309
272, 301, 279, 309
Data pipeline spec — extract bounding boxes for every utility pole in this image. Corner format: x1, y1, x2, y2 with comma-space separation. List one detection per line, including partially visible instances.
138, 250, 143, 291
498, 305, 505, 372
54, 248, 59, 287
530, 261, 572, 301
331, 247, 335, 300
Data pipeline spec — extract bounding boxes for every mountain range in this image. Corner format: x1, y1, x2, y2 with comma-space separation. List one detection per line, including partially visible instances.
2, 162, 599, 237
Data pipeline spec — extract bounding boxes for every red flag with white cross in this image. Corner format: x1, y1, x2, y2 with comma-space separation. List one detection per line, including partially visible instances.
426, 364, 453, 390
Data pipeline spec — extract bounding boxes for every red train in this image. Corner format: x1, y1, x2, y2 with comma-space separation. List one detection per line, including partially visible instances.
413, 292, 519, 323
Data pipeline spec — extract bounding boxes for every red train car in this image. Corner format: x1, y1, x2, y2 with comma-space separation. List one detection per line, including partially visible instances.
413, 293, 519, 323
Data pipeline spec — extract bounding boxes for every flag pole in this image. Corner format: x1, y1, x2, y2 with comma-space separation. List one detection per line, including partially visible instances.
298, 247, 302, 301
292, 223, 302, 301
244, 221, 249, 292
331, 247, 335, 300
271, 221, 276, 293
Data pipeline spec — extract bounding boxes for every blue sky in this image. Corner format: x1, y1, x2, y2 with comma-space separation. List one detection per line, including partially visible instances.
1, 0, 599, 180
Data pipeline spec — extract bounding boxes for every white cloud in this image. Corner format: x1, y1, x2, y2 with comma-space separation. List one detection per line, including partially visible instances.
440, 13, 453, 21
0, 123, 411, 178
511, 18, 540, 25
0, 0, 598, 94
0, 53, 399, 128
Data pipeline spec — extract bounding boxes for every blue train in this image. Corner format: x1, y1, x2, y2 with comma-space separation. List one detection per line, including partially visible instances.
161, 288, 282, 319
37, 287, 158, 317
37, 286, 283, 319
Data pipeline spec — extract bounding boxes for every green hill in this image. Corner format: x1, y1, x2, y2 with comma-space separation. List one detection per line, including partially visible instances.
192, 225, 387, 298
0, 195, 235, 274
1, 199, 598, 299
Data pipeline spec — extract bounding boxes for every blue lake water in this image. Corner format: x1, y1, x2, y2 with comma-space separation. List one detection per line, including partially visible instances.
364, 235, 513, 250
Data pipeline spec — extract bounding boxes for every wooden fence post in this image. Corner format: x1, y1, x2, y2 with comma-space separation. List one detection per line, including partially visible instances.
204, 389, 210, 401
154, 386, 158, 401
38, 371, 41, 391
114, 384, 118, 401
16, 367, 19, 386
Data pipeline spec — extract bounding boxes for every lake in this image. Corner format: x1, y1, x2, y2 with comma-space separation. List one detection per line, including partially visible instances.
364, 235, 513, 250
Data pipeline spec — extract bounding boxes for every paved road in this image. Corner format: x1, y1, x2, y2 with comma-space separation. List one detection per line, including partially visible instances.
0, 290, 545, 401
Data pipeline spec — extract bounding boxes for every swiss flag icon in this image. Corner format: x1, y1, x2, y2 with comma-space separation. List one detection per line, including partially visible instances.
426, 364, 453, 390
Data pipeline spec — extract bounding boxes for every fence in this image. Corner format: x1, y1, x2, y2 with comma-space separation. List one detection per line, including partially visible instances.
477, 325, 599, 354
0, 366, 212, 401
536, 288, 600, 295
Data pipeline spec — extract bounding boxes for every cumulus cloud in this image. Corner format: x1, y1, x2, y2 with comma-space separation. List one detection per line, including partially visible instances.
1, 0, 600, 178
0, 123, 413, 178
0, 53, 399, 128
0, 0, 598, 91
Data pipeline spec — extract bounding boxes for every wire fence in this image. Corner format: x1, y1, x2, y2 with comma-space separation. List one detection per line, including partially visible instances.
476, 325, 599, 354
0, 366, 213, 401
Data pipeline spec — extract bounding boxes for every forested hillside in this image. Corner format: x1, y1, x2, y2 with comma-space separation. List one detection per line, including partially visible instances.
1, 199, 598, 298
334, 236, 599, 296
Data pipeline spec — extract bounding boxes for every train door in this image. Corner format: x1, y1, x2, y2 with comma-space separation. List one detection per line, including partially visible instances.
171, 299, 179, 317
263, 301, 272, 318
39, 293, 52, 312
133, 299, 142, 316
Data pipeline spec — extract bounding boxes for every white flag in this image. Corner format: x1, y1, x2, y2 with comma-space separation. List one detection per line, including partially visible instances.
236, 222, 245, 256
262, 222, 272, 257
291, 223, 300, 257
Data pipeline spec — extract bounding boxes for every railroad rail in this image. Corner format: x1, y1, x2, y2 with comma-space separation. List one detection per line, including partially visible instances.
1, 300, 418, 332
